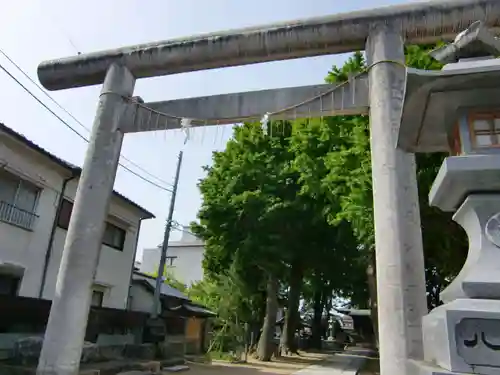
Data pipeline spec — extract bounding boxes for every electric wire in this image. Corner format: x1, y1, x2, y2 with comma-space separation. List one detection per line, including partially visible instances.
0, 48, 174, 189
0, 55, 174, 193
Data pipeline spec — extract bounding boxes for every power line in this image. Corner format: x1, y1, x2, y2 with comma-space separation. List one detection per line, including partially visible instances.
0, 49, 174, 189
171, 220, 197, 237
0, 54, 174, 193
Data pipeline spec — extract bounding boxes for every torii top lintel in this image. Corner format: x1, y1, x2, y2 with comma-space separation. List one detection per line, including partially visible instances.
38, 0, 500, 91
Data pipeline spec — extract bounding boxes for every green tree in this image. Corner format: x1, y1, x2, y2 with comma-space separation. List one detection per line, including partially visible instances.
194, 43, 469, 356
292, 46, 468, 346
193, 120, 354, 359
148, 267, 187, 293
192, 123, 290, 360
188, 265, 250, 354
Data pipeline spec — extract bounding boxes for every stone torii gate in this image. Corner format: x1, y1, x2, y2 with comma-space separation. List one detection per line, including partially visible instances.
35, 1, 500, 375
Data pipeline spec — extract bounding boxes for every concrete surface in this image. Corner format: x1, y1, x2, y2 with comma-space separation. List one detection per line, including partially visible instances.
36, 64, 136, 375
429, 155, 500, 212
126, 76, 368, 132
366, 22, 427, 375
182, 349, 371, 375
291, 349, 371, 375
37, 0, 500, 90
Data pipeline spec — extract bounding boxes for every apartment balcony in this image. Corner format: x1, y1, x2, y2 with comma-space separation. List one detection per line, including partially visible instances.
0, 200, 38, 231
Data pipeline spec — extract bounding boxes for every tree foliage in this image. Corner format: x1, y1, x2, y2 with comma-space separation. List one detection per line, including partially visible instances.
188, 265, 250, 354
292, 47, 467, 310
193, 44, 468, 359
148, 267, 187, 293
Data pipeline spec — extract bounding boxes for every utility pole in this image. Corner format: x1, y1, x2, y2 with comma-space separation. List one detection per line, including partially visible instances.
152, 150, 183, 318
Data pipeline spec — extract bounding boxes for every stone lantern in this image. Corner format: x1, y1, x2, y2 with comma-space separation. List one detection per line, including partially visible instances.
398, 21, 500, 375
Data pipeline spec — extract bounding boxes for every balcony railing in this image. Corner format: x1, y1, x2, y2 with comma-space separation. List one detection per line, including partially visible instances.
0, 200, 38, 230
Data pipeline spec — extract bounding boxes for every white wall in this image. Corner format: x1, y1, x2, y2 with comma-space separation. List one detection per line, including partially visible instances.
140, 230, 205, 287
0, 134, 65, 298
167, 245, 204, 286
0, 130, 147, 309
141, 246, 205, 286
140, 247, 161, 276
42, 179, 142, 309
128, 282, 154, 313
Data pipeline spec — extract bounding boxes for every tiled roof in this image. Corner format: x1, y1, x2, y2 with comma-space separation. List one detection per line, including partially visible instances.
0, 122, 155, 219
132, 271, 189, 300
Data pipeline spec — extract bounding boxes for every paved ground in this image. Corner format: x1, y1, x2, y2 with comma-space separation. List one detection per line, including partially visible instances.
184, 348, 373, 375
292, 348, 373, 375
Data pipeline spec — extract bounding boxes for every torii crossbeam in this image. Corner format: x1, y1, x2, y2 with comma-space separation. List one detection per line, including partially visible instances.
35, 2, 500, 375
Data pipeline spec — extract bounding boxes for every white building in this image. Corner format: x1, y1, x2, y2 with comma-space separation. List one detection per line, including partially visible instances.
141, 228, 204, 287
128, 271, 190, 314
0, 123, 154, 309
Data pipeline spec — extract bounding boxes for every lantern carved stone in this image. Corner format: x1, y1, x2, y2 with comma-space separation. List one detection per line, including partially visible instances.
399, 21, 500, 375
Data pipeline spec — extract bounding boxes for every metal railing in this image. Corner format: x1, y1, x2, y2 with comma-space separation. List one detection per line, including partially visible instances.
0, 200, 38, 230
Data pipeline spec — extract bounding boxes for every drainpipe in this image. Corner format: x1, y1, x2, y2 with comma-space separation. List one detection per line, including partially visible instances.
127, 217, 144, 309
38, 172, 77, 298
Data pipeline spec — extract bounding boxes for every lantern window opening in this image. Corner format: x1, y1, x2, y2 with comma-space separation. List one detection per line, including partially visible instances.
469, 112, 500, 149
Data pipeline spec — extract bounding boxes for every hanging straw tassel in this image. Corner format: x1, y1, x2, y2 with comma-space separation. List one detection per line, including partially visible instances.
261, 112, 270, 135
180, 118, 192, 144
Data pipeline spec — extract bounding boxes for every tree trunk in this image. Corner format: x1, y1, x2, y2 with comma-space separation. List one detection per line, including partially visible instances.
280, 262, 303, 355
324, 295, 332, 340
257, 275, 279, 361
366, 252, 379, 349
310, 289, 323, 350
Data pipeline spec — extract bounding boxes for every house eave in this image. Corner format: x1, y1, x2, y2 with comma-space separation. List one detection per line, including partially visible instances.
0, 122, 155, 219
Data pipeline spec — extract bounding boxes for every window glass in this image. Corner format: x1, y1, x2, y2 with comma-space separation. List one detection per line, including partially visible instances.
0, 171, 18, 204
16, 181, 38, 212
470, 114, 500, 149
57, 199, 73, 229
476, 134, 493, 147
57, 199, 127, 250
0, 171, 39, 229
473, 119, 491, 132
58, 199, 126, 250
102, 223, 126, 250
91, 290, 104, 307
0, 274, 20, 296
0, 171, 39, 211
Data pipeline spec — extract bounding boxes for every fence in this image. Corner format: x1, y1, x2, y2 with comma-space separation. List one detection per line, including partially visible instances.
0, 201, 38, 230
0, 295, 148, 341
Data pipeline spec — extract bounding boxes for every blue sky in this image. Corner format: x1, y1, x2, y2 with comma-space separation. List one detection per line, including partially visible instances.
0, 0, 408, 258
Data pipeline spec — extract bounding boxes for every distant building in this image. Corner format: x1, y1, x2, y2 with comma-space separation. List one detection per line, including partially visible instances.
0, 123, 154, 309
141, 228, 204, 286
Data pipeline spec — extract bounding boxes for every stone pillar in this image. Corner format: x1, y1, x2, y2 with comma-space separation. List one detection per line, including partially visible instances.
366, 23, 428, 375
37, 64, 135, 375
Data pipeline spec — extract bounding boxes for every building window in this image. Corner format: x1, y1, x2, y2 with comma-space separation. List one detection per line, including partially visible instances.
57, 199, 126, 250
103, 223, 126, 250
0, 274, 21, 296
57, 198, 73, 229
0, 170, 39, 230
91, 290, 104, 307
166, 256, 177, 267
469, 112, 500, 148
